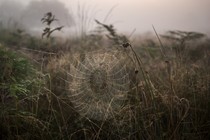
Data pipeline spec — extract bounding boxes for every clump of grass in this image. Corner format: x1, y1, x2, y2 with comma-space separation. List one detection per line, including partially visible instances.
1, 12, 209, 139
39, 20, 209, 139
43, 21, 209, 139
0, 45, 46, 139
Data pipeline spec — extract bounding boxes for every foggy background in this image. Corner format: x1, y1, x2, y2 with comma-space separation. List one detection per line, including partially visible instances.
0, 0, 209, 36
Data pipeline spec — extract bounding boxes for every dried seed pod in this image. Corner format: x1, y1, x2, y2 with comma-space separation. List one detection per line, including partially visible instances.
122, 42, 130, 48
135, 69, 139, 74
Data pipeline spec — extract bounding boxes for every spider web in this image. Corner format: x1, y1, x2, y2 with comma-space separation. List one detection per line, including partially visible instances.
65, 48, 134, 120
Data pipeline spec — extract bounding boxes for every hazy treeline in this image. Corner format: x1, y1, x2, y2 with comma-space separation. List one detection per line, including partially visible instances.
0, 0, 74, 31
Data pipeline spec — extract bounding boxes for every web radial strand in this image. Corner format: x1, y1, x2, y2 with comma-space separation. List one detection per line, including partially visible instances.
70, 63, 91, 76
67, 48, 133, 120
73, 57, 92, 73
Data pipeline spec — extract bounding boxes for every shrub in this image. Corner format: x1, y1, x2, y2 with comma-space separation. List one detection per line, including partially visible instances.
0, 45, 44, 139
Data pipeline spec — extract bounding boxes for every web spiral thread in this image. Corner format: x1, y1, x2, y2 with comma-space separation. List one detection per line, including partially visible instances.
66, 48, 133, 120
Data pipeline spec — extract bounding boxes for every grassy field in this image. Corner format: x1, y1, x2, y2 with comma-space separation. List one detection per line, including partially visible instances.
0, 18, 210, 140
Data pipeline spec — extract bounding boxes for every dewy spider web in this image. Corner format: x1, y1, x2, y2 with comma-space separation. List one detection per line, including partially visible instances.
66, 48, 133, 120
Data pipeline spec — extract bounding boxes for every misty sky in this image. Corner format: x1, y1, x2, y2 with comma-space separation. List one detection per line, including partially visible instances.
0, 0, 210, 35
